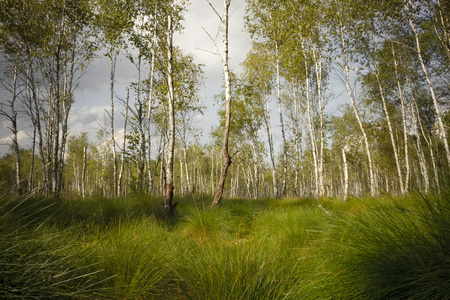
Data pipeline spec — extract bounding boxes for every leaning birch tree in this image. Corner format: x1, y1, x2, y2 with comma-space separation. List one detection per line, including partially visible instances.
207, 0, 233, 207
331, 0, 377, 196
406, 0, 450, 168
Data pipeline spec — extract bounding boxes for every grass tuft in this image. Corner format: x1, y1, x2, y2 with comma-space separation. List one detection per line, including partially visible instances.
1, 191, 449, 299
322, 191, 450, 299
179, 205, 234, 241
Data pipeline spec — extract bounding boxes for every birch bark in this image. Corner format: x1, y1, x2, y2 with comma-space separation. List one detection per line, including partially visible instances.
211, 0, 233, 207
164, 15, 177, 215
408, 1, 450, 168
338, 23, 376, 196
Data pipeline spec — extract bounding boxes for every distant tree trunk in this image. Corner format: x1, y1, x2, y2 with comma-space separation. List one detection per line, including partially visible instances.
338, 23, 376, 196
275, 44, 287, 197
109, 46, 118, 197
2, 58, 23, 195
391, 44, 410, 191
374, 61, 404, 195
135, 53, 147, 194
179, 153, 185, 195
250, 135, 260, 199
118, 88, 129, 197
293, 83, 303, 196
413, 91, 439, 189
211, 0, 232, 207
426, 134, 440, 190
312, 46, 325, 197
30, 62, 48, 196
25, 64, 36, 193
211, 153, 215, 195
183, 145, 191, 194
146, 12, 157, 194
82, 144, 87, 198
51, 50, 61, 195
28, 125, 36, 193
181, 114, 192, 194
342, 147, 349, 200
160, 140, 165, 195
57, 48, 76, 194
263, 93, 278, 198
146, 62, 157, 193
405, 75, 429, 192
301, 47, 319, 198
164, 15, 177, 215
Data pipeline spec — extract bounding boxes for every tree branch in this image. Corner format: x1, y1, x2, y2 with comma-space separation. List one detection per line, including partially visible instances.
205, 0, 223, 24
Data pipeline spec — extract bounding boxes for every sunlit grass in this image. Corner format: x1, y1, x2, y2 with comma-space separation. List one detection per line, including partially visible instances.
89, 217, 173, 299
1, 190, 449, 298
179, 205, 234, 241
171, 235, 305, 299
320, 191, 450, 299
0, 196, 104, 298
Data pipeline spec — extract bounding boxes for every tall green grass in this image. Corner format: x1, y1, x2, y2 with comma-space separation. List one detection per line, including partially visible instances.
89, 217, 174, 299
171, 235, 304, 299
1, 192, 449, 299
322, 192, 450, 299
0, 196, 105, 298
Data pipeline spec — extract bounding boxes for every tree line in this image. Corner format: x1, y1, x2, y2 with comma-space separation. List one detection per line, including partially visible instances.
1, 0, 449, 206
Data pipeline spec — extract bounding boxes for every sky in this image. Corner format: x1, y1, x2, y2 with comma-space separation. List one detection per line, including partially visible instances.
0, 0, 347, 158
0, 0, 253, 157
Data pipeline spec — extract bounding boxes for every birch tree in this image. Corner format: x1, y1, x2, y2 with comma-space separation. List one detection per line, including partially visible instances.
208, 0, 233, 207
406, 0, 450, 168
0, 57, 21, 194
1, 0, 97, 196
242, 44, 278, 197
245, 0, 291, 197
164, 14, 177, 214
97, 0, 134, 197
331, 0, 377, 196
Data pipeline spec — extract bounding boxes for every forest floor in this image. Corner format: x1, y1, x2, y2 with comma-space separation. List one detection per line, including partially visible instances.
1, 190, 449, 299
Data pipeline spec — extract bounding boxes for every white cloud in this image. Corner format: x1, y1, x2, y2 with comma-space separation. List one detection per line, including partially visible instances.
174, 1, 251, 140
0, 2, 251, 158
0, 130, 30, 157
0, 130, 28, 145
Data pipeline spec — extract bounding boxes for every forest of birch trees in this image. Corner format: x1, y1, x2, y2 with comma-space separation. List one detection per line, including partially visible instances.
1, 0, 449, 202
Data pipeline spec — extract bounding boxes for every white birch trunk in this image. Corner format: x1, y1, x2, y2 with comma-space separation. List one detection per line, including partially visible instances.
81, 144, 86, 198
300, 44, 319, 198
408, 3, 450, 168
10, 58, 21, 194
312, 46, 325, 197
250, 136, 260, 199
338, 24, 376, 196
391, 44, 410, 191
164, 15, 177, 214
109, 48, 118, 197
118, 88, 129, 197
374, 61, 405, 195
405, 76, 429, 192
211, 0, 233, 207
275, 44, 287, 197
263, 93, 278, 198
342, 147, 349, 201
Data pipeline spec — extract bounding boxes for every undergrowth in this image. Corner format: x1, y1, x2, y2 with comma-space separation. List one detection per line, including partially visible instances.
0, 191, 449, 299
